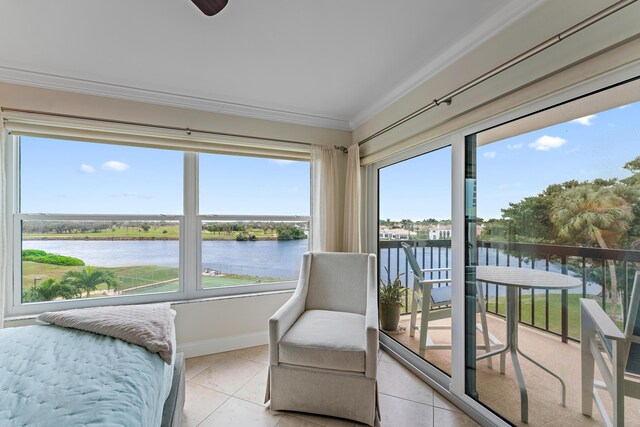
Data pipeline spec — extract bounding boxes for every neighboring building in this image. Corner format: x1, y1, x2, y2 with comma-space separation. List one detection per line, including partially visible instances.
379, 226, 417, 240
428, 225, 451, 240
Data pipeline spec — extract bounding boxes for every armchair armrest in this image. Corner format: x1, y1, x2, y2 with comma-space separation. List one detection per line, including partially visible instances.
580, 298, 625, 341
269, 253, 311, 366
365, 253, 379, 379
419, 278, 452, 285
420, 267, 452, 273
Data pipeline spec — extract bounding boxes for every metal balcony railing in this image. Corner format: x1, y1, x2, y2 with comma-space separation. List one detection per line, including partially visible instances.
378, 239, 640, 343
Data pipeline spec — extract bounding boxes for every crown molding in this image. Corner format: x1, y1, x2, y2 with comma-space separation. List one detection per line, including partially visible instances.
0, 65, 352, 131
0, 0, 544, 133
349, 0, 547, 130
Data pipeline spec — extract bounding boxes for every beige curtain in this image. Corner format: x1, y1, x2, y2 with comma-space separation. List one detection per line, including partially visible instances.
343, 144, 361, 252
311, 145, 340, 252
0, 126, 8, 328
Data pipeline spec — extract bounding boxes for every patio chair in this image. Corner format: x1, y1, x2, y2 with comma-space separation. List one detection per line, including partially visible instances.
402, 242, 503, 369
581, 271, 640, 427
266, 252, 379, 426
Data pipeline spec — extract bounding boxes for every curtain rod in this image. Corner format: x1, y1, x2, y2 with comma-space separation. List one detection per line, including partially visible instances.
357, 0, 637, 146
1, 107, 314, 147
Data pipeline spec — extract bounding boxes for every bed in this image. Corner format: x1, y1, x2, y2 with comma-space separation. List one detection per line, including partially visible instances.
0, 305, 185, 427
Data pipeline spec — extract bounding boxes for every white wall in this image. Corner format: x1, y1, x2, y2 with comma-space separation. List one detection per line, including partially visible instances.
172, 291, 293, 357
4, 291, 294, 357
0, 82, 351, 147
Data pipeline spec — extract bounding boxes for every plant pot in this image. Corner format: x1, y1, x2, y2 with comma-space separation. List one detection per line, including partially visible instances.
379, 303, 401, 331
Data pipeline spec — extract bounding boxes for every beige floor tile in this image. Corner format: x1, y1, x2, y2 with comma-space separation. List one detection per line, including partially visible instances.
433, 407, 479, 427
379, 393, 433, 427
199, 397, 282, 427
433, 392, 462, 413
285, 412, 356, 427
235, 365, 270, 405
182, 382, 230, 427
191, 356, 266, 395
541, 413, 604, 427
379, 351, 394, 364
378, 359, 433, 405
223, 345, 270, 364
185, 354, 225, 381
276, 414, 324, 426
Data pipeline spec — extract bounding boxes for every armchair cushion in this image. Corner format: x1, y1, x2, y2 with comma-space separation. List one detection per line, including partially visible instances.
629, 343, 640, 375
430, 286, 451, 305
279, 310, 366, 373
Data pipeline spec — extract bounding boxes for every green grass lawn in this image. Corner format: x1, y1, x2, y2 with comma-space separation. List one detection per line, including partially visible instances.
397, 287, 622, 341
22, 261, 85, 290
23, 260, 286, 299
24, 225, 181, 240
23, 225, 279, 240
122, 274, 284, 295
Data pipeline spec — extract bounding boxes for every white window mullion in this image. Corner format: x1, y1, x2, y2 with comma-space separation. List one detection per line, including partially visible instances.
8, 136, 19, 310
183, 152, 198, 298
450, 132, 466, 396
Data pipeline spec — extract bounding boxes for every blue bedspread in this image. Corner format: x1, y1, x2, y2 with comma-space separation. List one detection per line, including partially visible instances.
0, 324, 173, 427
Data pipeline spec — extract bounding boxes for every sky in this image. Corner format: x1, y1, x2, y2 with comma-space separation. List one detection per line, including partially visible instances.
20, 138, 310, 216
379, 100, 639, 221
19, 99, 639, 220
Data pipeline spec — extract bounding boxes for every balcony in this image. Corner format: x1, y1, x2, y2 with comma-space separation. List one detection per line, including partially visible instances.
379, 239, 640, 426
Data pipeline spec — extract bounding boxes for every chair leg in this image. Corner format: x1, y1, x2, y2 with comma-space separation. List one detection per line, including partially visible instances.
476, 284, 493, 369
410, 281, 419, 338
612, 341, 625, 427
419, 286, 432, 354
580, 313, 595, 417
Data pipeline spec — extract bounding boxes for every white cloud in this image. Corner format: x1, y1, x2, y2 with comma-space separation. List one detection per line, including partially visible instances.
571, 114, 597, 126
483, 151, 496, 159
529, 135, 567, 151
507, 143, 523, 150
619, 104, 630, 109
269, 159, 294, 166
80, 164, 95, 173
102, 160, 130, 171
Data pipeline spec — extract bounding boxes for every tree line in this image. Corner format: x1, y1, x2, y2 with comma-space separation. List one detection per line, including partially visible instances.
478, 156, 640, 318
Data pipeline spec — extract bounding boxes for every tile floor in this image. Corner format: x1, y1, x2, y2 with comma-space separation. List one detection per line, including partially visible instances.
183, 345, 479, 427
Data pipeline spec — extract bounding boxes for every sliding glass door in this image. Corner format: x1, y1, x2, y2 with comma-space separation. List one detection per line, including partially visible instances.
465, 79, 640, 425
377, 144, 453, 375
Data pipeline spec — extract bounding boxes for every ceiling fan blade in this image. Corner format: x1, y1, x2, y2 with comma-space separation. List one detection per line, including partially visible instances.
191, 0, 228, 16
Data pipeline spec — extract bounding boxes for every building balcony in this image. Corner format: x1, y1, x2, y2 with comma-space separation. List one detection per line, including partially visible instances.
379, 239, 640, 426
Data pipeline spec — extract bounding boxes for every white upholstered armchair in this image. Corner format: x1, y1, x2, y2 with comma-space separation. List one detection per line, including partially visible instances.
265, 252, 379, 426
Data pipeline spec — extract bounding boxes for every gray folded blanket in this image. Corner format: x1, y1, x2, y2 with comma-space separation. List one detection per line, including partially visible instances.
37, 303, 175, 364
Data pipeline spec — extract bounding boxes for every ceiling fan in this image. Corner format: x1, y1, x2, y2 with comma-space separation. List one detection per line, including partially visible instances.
191, 0, 228, 16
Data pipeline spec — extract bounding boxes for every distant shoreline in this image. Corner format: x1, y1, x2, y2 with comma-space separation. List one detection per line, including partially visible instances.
22, 236, 291, 242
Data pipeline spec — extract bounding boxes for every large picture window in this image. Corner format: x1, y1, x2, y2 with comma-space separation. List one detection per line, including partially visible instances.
10, 136, 310, 315
198, 153, 310, 290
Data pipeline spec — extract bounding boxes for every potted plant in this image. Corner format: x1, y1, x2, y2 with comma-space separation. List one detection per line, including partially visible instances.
379, 267, 406, 331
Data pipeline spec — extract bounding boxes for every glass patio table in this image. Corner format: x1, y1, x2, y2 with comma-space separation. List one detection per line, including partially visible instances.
475, 265, 582, 423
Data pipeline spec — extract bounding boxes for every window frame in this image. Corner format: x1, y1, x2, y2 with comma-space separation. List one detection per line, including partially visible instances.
6, 135, 310, 317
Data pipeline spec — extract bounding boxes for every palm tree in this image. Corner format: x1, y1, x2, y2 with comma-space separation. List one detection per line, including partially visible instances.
61, 267, 120, 298
23, 278, 79, 303
550, 184, 634, 318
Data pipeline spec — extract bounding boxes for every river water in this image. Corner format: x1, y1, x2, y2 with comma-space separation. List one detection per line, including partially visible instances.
23, 239, 309, 280
23, 240, 604, 294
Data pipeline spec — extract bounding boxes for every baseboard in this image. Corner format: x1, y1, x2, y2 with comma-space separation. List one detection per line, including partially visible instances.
177, 331, 268, 358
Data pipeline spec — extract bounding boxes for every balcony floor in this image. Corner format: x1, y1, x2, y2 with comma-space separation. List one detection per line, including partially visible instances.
387, 313, 640, 426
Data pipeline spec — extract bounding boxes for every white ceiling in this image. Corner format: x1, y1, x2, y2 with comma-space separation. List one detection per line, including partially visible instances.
0, 0, 540, 130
